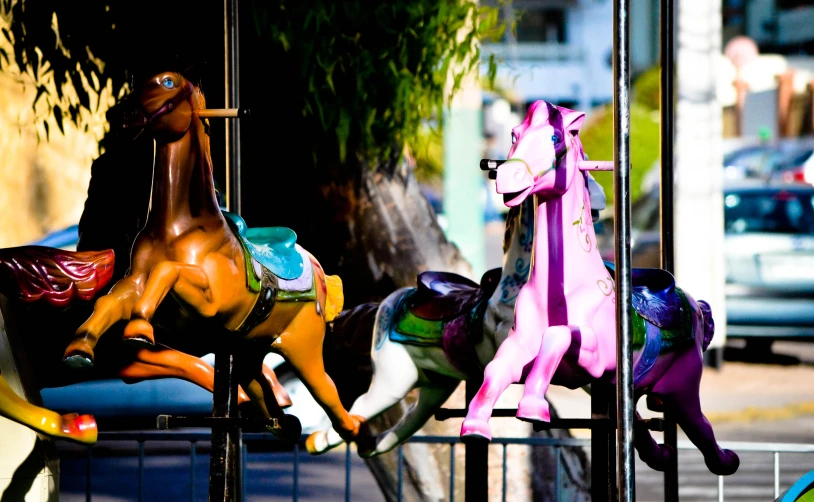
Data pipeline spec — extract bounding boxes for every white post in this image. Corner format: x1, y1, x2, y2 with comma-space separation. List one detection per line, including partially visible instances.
675, 0, 727, 353
0, 306, 59, 502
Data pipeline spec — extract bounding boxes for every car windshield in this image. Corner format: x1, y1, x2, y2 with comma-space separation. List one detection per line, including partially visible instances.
724, 190, 814, 234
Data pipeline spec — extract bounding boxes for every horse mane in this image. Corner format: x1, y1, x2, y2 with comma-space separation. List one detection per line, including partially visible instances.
503, 206, 521, 254
0, 247, 115, 308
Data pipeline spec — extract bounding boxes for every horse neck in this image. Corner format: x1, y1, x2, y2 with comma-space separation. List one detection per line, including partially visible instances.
530, 148, 604, 293
487, 196, 536, 308
148, 120, 222, 239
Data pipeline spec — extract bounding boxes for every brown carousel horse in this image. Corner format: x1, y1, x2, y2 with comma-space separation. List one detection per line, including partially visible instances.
0, 245, 292, 445
61, 69, 363, 442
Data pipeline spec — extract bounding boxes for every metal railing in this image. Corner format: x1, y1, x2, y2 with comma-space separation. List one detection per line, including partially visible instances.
58, 431, 814, 501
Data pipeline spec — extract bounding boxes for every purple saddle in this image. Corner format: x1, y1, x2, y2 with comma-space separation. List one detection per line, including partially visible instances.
603, 262, 682, 329
407, 269, 502, 321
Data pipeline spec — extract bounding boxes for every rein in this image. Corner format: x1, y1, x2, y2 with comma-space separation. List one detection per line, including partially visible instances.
122, 80, 196, 129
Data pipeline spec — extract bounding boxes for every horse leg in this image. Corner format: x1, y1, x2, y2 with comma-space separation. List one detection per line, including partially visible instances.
653, 349, 740, 476
517, 325, 575, 422
64, 277, 142, 367
462, 289, 545, 439
233, 349, 286, 420
307, 337, 420, 455
633, 409, 673, 472
361, 375, 458, 458
0, 373, 97, 444
274, 305, 362, 445
125, 261, 217, 345
113, 345, 291, 408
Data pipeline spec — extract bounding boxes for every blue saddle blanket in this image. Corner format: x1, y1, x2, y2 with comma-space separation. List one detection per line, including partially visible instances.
222, 211, 305, 281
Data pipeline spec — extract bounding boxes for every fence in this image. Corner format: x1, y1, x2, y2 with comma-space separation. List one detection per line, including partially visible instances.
56, 431, 814, 502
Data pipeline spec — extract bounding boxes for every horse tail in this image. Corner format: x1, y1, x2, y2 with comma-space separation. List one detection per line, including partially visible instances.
697, 299, 715, 352
324, 274, 344, 322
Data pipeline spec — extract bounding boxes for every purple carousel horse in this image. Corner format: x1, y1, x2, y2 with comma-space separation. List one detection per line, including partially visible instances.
461, 100, 739, 476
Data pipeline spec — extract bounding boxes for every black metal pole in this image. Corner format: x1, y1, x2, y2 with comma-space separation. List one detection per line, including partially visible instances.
225, 0, 242, 215
209, 345, 241, 501
591, 382, 618, 502
660, 0, 680, 500
207, 2, 243, 500
612, 0, 635, 500
464, 379, 488, 501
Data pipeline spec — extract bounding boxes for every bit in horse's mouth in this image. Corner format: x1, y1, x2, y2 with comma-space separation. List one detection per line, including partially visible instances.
503, 191, 525, 204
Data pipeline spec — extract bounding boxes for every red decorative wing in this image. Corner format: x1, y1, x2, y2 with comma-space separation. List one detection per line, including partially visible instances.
0, 246, 115, 308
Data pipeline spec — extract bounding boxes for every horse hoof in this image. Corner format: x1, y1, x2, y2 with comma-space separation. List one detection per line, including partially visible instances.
60, 413, 98, 445
63, 353, 94, 369
356, 434, 380, 458
277, 415, 302, 443
306, 431, 329, 454
123, 319, 155, 346
461, 418, 492, 442
516, 395, 551, 423
639, 444, 674, 472
707, 449, 740, 476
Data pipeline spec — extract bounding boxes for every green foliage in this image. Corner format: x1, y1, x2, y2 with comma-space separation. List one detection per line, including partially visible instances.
251, 1, 504, 166
633, 66, 661, 111
580, 103, 660, 208
581, 68, 663, 207
1, 0, 505, 168
411, 123, 444, 185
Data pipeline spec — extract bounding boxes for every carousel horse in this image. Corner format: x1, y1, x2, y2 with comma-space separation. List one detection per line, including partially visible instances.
0, 245, 292, 445
305, 196, 533, 456
60, 69, 363, 442
461, 100, 740, 476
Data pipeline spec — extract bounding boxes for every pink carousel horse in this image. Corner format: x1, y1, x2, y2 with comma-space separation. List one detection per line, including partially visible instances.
461, 100, 740, 476
307, 178, 605, 456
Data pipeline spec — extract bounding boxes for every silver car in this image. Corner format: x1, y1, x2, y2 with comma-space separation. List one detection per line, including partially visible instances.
725, 181, 814, 346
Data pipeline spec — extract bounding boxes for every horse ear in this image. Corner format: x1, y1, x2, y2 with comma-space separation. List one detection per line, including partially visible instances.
562, 110, 585, 135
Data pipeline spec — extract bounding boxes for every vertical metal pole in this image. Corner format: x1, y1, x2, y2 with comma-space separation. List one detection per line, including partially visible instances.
138, 441, 145, 502
612, 0, 635, 500
465, 379, 489, 500
208, 346, 241, 501
224, 0, 242, 214
591, 383, 617, 502
660, 1, 680, 501
211, 2, 242, 500
190, 442, 197, 502
660, 0, 676, 274
86, 446, 92, 502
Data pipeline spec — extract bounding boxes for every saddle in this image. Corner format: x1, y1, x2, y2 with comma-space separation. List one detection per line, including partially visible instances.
390, 268, 503, 376
603, 261, 682, 330
406, 268, 502, 321
391, 268, 502, 346
223, 211, 304, 281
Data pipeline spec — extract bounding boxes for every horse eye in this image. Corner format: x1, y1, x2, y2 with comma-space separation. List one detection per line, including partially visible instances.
161, 77, 175, 89
551, 134, 560, 143
511, 132, 517, 145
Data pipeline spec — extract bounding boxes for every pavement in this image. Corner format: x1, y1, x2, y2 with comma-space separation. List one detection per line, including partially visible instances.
544, 339, 814, 444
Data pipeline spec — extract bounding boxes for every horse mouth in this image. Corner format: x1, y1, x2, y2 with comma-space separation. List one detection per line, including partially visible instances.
503, 190, 526, 205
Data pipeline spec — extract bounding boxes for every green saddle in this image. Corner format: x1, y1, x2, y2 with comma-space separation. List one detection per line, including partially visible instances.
223, 211, 304, 281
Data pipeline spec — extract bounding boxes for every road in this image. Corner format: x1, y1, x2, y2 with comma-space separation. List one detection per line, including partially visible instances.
57, 440, 384, 502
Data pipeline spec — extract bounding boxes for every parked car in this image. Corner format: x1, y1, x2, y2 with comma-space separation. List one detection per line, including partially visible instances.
25, 226, 330, 433
594, 187, 661, 269
723, 137, 814, 184
724, 182, 814, 346
596, 175, 814, 351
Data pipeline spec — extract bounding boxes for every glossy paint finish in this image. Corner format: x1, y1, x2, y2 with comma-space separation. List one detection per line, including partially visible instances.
460, 101, 740, 477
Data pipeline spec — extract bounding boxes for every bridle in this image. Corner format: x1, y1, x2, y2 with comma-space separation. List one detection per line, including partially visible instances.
121, 80, 196, 129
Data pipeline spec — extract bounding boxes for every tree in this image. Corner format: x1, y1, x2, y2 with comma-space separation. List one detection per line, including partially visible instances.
1, 1, 591, 499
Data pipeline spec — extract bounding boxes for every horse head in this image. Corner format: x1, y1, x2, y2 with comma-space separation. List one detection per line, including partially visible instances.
119, 71, 204, 142
495, 100, 585, 206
